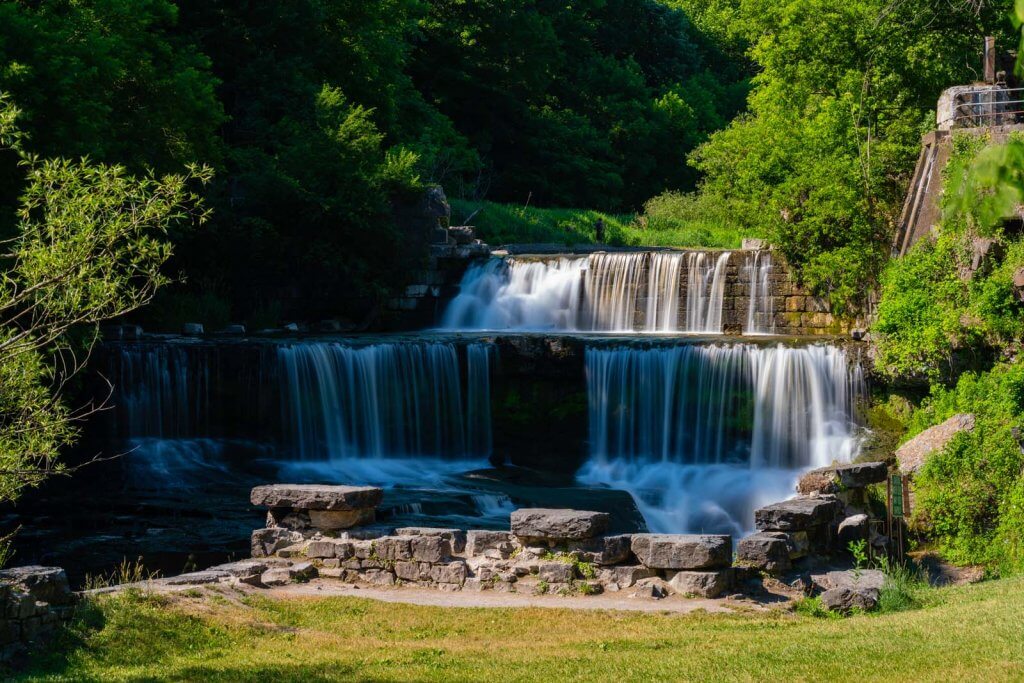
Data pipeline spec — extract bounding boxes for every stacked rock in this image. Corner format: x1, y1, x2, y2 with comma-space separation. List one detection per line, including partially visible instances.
0, 566, 75, 661
737, 461, 888, 576
244, 492, 737, 599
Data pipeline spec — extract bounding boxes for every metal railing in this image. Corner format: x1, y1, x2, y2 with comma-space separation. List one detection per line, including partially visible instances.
952, 86, 1024, 127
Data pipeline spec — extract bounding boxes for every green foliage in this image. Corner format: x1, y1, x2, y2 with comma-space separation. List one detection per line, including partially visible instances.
690, 0, 1013, 314
0, 95, 206, 503
875, 556, 927, 614
903, 363, 1024, 574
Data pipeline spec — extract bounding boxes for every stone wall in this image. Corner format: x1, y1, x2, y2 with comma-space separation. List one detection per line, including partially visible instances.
0, 566, 75, 662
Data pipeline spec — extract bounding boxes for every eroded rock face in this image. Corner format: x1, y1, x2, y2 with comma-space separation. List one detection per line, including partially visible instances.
754, 497, 842, 532
567, 534, 632, 565
630, 534, 731, 570
308, 508, 376, 530
837, 514, 869, 545
395, 527, 467, 554
250, 484, 383, 511
897, 414, 976, 476
465, 530, 514, 558
510, 508, 610, 541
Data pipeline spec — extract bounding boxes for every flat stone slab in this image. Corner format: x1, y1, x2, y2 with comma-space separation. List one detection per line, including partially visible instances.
0, 565, 74, 606
250, 484, 383, 511
797, 462, 888, 494
630, 534, 731, 570
755, 496, 841, 531
511, 508, 610, 540
897, 414, 975, 476
667, 569, 732, 598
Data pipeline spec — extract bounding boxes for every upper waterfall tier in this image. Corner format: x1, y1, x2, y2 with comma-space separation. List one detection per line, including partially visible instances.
440, 250, 782, 334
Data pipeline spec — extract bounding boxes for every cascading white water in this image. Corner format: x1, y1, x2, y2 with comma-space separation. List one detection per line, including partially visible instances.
684, 252, 731, 333
743, 251, 775, 335
579, 252, 646, 331
277, 341, 493, 461
579, 343, 863, 534
645, 253, 684, 331
442, 251, 734, 333
111, 344, 209, 438
441, 257, 587, 330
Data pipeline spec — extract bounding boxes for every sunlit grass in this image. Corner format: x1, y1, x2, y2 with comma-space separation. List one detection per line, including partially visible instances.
13, 576, 1024, 681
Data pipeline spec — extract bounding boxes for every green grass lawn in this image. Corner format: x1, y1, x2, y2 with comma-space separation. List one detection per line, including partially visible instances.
13, 577, 1024, 682
450, 199, 749, 250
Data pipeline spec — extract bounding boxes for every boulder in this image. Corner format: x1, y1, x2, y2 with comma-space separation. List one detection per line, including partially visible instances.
815, 569, 885, 613
837, 514, 870, 546
735, 532, 791, 574
796, 462, 888, 495
537, 561, 574, 583
897, 414, 976, 476
395, 527, 466, 553
0, 566, 74, 606
630, 534, 731, 570
567, 534, 632, 565
259, 562, 317, 587
250, 484, 383, 511
308, 508, 376, 530
304, 540, 354, 560
667, 570, 732, 598
410, 536, 452, 563
465, 530, 515, 558
510, 508, 610, 541
373, 537, 413, 562
601, 565, 654, 590
430, 562, 467, 586
755, 496, 842, 532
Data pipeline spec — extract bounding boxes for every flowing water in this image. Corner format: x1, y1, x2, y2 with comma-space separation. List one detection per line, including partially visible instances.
580, 343, 863, 534
441, 252, 736, 333
743, 251, 775, 335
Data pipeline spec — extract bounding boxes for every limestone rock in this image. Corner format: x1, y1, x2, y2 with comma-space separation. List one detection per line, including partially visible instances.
181, 322, 204, 335
465, 530, 514, 558
250, 484, 383, 511
0, 566, 73, 606
897, 414, 975, 476
736, 532, 791, 574
510, 508, 610, 541
667, 570, 732, 598
430, 562, 468, 586
410, 536, 452, 563
305, 540, 354, 560
448, 226, 475, 245
602, 565, 654, 590
630, 534, 731, 570
308, 508, 375, 530
163, 570, 232, 586
796, 462, 888, 495
630, 577, 671, 600
567, 534, 632, 565
251, 527, 305, 558
837, 514, 870, 546
755, 496, 842, 532
815, 570, 884, 613
537, 562, 574, 583
373, 537, 413, 562
395, 527, 466, 553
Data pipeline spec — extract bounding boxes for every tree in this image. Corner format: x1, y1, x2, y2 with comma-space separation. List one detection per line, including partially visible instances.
0, 94, 210, 504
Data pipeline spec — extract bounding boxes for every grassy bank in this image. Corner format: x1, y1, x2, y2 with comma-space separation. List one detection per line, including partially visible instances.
450, 198, 749, 250
14, 577, 1024, 681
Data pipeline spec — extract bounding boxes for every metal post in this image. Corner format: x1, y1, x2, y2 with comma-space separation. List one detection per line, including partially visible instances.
984, 36, 996, 84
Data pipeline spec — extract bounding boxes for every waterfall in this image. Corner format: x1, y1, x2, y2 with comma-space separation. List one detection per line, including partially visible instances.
684, 252, 731, 333
110, 344, 209, 439
440, 257, 587, 330
743, 251, 775, 335
277, 341, 493, 461
442, 252, 733, 333
579, 343, 864, 534
579, 252, 646, 331
644, 253, 683, 332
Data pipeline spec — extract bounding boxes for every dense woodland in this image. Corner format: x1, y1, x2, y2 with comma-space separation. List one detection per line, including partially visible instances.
1, 0, 1024, 575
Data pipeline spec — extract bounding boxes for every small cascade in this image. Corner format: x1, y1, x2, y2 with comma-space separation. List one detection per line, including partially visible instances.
441, 257, 587, 330
684, 252, 731, 333
743, 251, 775, 335
644, 252, 684, 331
109, 344, 210, 439
580, 343, 864, 533
277, 341, 493, 461
579, 252, 646, 331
